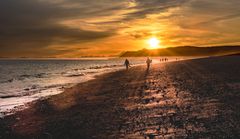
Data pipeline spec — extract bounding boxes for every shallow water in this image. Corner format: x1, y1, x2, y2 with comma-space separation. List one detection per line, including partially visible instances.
0, 57, 192, 116
0, 58, 142, 114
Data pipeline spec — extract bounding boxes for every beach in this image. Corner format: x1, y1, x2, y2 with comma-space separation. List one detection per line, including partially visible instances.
0, 56, 240, 139
0, 58, 147, 115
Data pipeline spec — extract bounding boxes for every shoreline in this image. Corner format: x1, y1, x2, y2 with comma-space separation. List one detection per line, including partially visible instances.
0, 56, 208, 118
0, 65, 126, 118
1, 55, 239, 138
0, 57, 188, 117
0, 61, 150, 118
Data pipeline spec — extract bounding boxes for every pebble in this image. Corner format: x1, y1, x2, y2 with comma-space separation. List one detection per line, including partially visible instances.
0, 113, 4, 119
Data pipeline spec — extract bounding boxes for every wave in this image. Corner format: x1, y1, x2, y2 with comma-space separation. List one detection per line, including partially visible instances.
0, 91, 19, 99
89, 64, 120, 69
19, 73, 47, 79
0, 84, 66, 100
0, 79, 14, 83
0, 95, 19, 99
64, 73, 85, 77
1, 73, 48, 83
0, 60, 131, 116
71, 64, 121, 71
62, 65, 121, 77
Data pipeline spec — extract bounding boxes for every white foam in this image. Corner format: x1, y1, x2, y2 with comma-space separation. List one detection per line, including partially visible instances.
0, 111, 4, 118
0, 66, 125, 117
0, 57, 192, 117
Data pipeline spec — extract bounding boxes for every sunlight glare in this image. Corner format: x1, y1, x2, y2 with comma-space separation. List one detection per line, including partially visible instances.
147, 37, 160, 49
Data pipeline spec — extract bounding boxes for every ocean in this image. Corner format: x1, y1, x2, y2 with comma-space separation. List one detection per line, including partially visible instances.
0, 57, 190, 116
0, 58, 150, 116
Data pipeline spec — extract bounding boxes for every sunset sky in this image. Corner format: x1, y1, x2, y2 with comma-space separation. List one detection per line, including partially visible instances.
0, 0, 240, 57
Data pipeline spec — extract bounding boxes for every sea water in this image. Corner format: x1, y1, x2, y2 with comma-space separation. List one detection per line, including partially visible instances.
0, 58, 149, 116
0, 57, 190, 116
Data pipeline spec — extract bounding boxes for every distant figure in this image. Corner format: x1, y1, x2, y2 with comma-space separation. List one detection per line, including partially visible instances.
124, 59, 130, 70
146, 57, 152, 70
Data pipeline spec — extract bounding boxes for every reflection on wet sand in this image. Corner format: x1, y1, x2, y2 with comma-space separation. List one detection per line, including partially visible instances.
0, 56, 240, 139
123, 64, 221, 138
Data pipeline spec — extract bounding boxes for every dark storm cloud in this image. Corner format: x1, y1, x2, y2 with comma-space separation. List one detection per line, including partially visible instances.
0, 0, 120, 56
128, 31, 151, 39
0, 0, 189, 57
174, 0, 240, 48
1, 0, 240, 57
195, 13, 240, 26
89, 0, 188, 23
125, 0, 187, 19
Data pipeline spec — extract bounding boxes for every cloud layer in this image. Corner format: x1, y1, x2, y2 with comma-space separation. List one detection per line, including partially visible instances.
0, 0, 239, 57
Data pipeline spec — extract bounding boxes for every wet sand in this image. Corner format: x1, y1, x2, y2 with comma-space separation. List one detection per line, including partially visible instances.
0, 56, 240, 139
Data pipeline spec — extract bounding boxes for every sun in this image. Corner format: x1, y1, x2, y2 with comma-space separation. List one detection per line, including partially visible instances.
147, 37, 160, 49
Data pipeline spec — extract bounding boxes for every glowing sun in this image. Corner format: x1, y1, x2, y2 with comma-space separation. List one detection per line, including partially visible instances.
147, 37, 161, 49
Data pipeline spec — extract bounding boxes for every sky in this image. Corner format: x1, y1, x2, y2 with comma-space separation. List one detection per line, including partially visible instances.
0, 0, 240, 58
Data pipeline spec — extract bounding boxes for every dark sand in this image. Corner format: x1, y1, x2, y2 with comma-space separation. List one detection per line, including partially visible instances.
0, 56, 240, 139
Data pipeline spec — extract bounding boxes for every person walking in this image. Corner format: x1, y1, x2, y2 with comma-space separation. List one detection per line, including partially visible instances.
146, 57, 152, 70
124, 59, 130, 70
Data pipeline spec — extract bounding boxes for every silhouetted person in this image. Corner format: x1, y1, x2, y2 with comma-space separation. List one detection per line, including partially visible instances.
124, 59, 130, 70
146, 57, 152, 70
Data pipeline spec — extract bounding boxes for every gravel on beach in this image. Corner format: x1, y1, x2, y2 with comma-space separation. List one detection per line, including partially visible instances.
0, 56, 240, 139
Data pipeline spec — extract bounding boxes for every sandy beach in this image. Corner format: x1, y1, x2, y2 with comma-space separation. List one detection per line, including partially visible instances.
0, 56, 240, 139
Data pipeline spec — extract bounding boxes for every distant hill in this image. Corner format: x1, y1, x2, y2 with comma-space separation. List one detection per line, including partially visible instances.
120, 46, 240, 57
224, 53, 240, 56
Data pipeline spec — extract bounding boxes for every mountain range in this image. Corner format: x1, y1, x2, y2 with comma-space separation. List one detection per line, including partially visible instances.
120, 46, 240, 57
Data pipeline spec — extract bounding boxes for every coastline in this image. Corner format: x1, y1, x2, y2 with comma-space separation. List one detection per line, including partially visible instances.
1, 55, 240, 138
0, 57, 187, 117
0, 65, 126, 117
